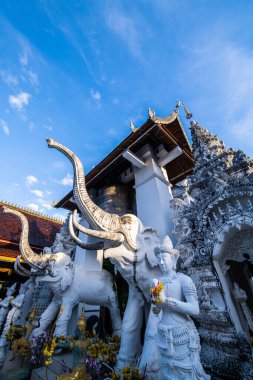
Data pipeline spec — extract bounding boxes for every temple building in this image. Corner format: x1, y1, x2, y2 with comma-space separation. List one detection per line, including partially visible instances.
0, 201, 62, 299
1, 105, 253, 379
52, 106, 253, 379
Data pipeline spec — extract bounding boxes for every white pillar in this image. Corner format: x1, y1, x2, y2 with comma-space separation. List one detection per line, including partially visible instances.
133, 144, 175, 242
68, 219, 101, 335
74, 218, 102, 270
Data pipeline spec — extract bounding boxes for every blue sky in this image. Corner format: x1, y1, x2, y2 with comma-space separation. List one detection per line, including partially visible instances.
0, 0, 253, 220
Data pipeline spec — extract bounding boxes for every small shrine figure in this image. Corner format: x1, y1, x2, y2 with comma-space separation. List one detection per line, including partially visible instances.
0, 283, 16, 329
151, 236, 210, 380
56, 305, 93, 368
0, 282, 29, 367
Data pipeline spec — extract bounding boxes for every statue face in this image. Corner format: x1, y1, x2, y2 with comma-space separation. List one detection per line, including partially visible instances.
158, 250, 173, 273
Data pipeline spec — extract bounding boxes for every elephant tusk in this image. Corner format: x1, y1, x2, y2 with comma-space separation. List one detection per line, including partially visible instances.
69, 214, 104, 250
72, 210, 125, 244
15, 256, 45, 277
14, 258, 30, 277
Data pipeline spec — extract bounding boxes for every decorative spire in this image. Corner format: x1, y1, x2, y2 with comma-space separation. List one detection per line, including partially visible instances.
183, 105, 192, 120
175, 101, 227, 172
191, 124, 227, 167
181, 103, 197, 127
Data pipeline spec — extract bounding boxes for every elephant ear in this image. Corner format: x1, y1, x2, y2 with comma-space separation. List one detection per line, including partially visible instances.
137, 224, 160, 267
60, 262, 75, 291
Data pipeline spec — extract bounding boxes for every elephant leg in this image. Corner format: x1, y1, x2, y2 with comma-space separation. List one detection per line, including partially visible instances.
53, 302, 74, 338
116, 287, 144, 369
32, 299, 60, 337
106, 293, 122, 337
138, 309, 161, 379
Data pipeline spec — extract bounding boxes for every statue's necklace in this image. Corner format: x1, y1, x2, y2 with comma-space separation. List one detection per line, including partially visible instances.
161, 273, 178, 283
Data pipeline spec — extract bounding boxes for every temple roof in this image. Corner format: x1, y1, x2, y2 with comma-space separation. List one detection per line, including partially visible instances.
0, 201, 62, 253
55, 109, 194, 211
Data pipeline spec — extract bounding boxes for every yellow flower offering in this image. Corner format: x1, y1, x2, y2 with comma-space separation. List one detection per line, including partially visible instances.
150, 281, 164, 308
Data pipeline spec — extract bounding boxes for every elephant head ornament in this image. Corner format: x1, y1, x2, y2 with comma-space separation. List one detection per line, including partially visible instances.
47, 139, 163, 370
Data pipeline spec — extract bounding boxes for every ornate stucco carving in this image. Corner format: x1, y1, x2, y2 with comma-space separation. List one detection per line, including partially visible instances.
172, 121, 253, 379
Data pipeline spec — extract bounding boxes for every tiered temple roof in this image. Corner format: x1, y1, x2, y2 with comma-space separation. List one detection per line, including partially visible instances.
55, 108, 193, 211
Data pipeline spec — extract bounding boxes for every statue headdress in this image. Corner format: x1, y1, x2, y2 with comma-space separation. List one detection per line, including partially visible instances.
159, 236, 179, 261
160, 236, 173, 252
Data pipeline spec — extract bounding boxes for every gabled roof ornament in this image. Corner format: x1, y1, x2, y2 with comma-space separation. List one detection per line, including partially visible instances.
130, 120, 138, 133
148, 106, 178, 124
174, 100, 181, 113
148, 107, 155, 118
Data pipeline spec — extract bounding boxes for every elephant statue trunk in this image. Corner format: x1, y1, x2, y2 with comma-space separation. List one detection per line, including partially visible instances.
46, 138, 138, 251
2, 207, 50, 271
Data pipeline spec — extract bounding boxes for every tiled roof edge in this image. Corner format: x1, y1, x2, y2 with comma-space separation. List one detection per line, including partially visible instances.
0, 200, 64, 224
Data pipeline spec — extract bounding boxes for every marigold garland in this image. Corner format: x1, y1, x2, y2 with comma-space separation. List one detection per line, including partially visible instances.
150, 281, 164, 303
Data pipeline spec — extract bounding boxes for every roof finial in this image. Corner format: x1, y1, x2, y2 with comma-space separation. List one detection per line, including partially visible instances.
183, 105, 192, 119
174, 100, 181, 113
181, 103, 197, 127
148, 107, 155, 118
130, 120, 138, 133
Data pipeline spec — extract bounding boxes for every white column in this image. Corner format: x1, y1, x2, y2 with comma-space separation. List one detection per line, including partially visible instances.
133, 144, 175, 242
74, 218, 102, 270
68, 219, 101, 335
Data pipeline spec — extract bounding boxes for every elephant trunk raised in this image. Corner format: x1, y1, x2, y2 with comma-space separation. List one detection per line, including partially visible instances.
46, 138, 138, 251
3, 207, 122, 338
2, 207, 50, 272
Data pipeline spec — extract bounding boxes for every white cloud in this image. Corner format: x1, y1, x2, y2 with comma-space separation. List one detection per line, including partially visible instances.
27, 70, 39, 87
105, 7, 144, 60
30, 189, 44, 198
59, 173, 73, 186
29, 122, 35, 132
9, 92, 30, 111
186, 38, 253, 154
0, 70, 18, 86
26, 175, 38, 186
90, 89, 101, 101
20, 50, 28, 66
27, 203, 39, 212
0, 119, 10, 135
40, 201, 52, 210
43, 124, 53, 131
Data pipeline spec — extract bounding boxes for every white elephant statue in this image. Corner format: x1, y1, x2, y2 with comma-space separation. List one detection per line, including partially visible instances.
47, 139, 164, 375
3, 207, 121, 338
